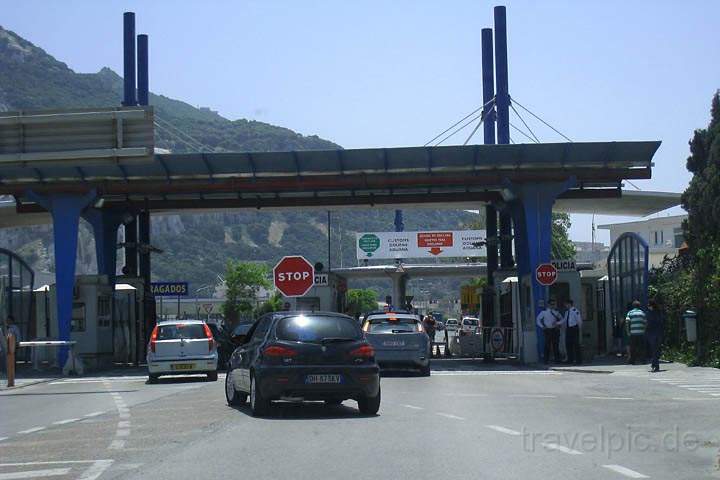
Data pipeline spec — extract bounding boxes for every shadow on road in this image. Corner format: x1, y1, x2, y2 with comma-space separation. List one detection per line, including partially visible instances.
230, 401, 378, 420
148, 375, 216, 385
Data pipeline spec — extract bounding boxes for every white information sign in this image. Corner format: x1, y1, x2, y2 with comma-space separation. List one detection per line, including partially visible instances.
356, 230, 486, 260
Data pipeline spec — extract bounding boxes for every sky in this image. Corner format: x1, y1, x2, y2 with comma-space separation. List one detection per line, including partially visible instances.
3, 0, 718, 243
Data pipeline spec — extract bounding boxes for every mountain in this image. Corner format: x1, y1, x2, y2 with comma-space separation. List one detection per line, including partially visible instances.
0, 25, 482, 301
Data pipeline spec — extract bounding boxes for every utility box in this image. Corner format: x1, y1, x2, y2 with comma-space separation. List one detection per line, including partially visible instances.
683, 310, 697, 342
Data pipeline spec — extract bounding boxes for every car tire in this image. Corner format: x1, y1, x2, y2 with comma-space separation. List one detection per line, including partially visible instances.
148, 374, 159, 384
225, 371, 247, 406
420, 364, 431, 377
358, 387, 381, 415
324, 399, 343, 406
207, 371, 218, 382
250, 374, 270, 417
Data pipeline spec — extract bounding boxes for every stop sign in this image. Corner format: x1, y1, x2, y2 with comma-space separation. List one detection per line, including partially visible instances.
536, 263, 558, 286
273, 256, 315, 297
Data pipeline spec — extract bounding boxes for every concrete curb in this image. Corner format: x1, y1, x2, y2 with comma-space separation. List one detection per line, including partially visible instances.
0, 377, 59, 392
549, 367, 614, 374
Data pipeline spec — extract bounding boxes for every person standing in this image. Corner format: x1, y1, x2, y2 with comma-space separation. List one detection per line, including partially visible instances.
564, 299, 583, 365
536, 300, 562, 364
422, 315, 437, 355
645, 299, 664, 372
625, 300, 647, 364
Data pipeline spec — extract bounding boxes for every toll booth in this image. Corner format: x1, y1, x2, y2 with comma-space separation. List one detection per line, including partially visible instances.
282, 273, 347, 313
34, 275, 144, 368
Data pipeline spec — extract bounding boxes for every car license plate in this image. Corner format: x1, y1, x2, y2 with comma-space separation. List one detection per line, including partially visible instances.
171, 363, 195, 371
383, 340, 405, 347
305, 374, 342, 384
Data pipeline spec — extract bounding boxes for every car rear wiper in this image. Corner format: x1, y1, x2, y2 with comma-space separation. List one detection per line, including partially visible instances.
320, 337, 357, 344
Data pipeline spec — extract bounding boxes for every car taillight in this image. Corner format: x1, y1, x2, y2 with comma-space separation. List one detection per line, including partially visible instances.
203, 323, 214, 352
150, 325, 159, 353
263, 345, 298, 358
349, 345, 374, 359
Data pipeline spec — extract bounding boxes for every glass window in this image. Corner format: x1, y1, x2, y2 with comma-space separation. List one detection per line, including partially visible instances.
367, 318, 420, 333
276, 315, 362, 342
674, 227, 685, 248
71, 303, 86, 332
157, 323, 206, 340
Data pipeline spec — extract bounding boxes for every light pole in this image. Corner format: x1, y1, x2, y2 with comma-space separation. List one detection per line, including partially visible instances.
195, 285, 212, 320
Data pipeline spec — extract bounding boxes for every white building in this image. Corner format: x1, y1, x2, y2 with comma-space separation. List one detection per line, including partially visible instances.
597, 214, 687, 267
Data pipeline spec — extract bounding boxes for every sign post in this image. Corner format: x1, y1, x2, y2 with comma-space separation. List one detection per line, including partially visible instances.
273, 256, 315, 297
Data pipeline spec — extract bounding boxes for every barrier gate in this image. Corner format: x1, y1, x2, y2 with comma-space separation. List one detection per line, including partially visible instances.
439, 327, 519, 358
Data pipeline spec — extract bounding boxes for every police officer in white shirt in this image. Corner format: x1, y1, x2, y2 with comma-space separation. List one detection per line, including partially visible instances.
536, 300, 562, 364
563, 299, 583, 365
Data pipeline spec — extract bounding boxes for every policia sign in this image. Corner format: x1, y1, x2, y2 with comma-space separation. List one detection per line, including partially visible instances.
151, 282, 189, 297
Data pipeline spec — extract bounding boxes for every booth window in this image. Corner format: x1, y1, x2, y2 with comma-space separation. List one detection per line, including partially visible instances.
71, 302, 86, 332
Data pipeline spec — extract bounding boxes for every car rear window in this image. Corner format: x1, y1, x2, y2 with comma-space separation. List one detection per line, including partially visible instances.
463, 319, 479, 326
366, 318, 421, 333
157, 323, 206, 340
276, 315, 362, 342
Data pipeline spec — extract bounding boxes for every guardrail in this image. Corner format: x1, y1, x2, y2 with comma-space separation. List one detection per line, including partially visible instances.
4, 339, 80, 386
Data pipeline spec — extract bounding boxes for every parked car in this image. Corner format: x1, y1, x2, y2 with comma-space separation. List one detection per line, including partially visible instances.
147, 320, 218, 382
460, 317, 480, 335
445, 318, 459, 331
225, 311, 381, 416
362, 311, 431, 376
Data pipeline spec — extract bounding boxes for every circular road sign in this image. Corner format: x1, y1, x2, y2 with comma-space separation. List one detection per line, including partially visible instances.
490, 328, 505, 352
536, 263, 558, 286
273, 256, 315, 297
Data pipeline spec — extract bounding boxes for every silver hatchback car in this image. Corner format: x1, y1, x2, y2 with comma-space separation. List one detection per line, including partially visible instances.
146, 320, 218, 382
362, 312, 431, 376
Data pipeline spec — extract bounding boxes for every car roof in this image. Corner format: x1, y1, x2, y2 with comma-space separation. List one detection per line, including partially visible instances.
365, 312, 420, 320
157, 319, 205, 325
462, 317, 479, 321
262, 310, 355, 321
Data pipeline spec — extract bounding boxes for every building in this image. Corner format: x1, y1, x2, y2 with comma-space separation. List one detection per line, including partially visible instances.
573, 241, 609, 266
598, 214, 687, 267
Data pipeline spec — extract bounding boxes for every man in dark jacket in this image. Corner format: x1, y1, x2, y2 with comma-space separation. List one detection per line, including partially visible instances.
645, 299, 664, 373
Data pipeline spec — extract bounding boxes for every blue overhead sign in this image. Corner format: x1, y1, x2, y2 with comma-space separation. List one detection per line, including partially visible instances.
151, 282, 189, 297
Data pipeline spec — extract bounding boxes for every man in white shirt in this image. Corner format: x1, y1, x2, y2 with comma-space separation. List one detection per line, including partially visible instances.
536, 300, 562, 364
564, 300, 582, 365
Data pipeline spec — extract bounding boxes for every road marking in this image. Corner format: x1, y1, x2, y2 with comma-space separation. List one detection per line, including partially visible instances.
584, 396, 634, 400
0, 468, 71, 479
400, 404, 424, 410
118, 412, 130, 419
431, 371, 562, 376
436, 412, 465, 420
683, 385, 720, 389
671, 397, 720, 401
115, 429, 130, 437
52, 418, 80, 425
602, 464, 649, 478
83, 411, 105, 418
117, 421, 131, 428
17, 426, 45, 435
486, 425, 522, 436
509, 394, 556, 398
108, 440, 125, 450
77, 460, 114, 480
0, 437, 8, 443
541, 442, 583, 455
443, 393, 489, 397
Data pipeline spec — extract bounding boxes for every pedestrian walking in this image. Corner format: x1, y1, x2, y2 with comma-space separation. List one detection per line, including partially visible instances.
625, 300, 647, 364
536, 300, 562, 364
423, 315, 437, 355
645, 299, 664, 372
563, 299, 583, 365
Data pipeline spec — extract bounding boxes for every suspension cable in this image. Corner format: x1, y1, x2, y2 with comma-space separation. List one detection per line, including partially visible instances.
510, 103, 540, 143
509, 121, 538, 143
424, 97, 495, 146
510, 96, 573, 142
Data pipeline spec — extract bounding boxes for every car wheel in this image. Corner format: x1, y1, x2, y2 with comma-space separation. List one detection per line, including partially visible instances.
250, 374, 270, 417
225, 371, 247, 406
420, 364, 431, 377
148, 374, 159, 384
358, 387, 381, 415
324, 399, 343, 406
207, 371, 218, 382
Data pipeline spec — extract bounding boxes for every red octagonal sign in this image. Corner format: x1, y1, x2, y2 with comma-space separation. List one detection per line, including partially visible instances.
273, 256, 315, 297
535, 263, 558, 286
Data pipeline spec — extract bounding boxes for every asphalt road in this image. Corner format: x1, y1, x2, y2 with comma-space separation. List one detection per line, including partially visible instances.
1, 361, 719, 480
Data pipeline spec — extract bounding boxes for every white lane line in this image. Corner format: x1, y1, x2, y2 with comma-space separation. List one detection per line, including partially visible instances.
17, 426, 46, 435
436, 412, 465, 420
0, 468, 71, 479
541, 442, 583, 455
0, 437, 8, 442
115, 429, 130, 437
117, 421, 131, 428
83, 411, 105, 418
77, 460, 114, 480
681, 385, 720, 389
108, 439, 126, 450
602, 464, 649, 478
52, 418, 80, 425
486, 425, 522, 436
118, 412, 130, 419
400, 404, 424, 410
584, 396, 634, 400
671, 397, 720, 401
509, 394, 556, 398
443, 393, 489, 397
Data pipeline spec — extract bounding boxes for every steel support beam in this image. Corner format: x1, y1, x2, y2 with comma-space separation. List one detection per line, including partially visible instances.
83, 209, 127, 285
124, 217, 138, 276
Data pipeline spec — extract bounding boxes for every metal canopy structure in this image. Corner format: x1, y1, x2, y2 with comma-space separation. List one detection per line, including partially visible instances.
3, 137, 660, 212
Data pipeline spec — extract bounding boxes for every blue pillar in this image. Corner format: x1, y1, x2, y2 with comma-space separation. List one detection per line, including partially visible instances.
493, 6, 510, 145
137, 34, 149, 106
123, 12, 137, 106
505, 178, 575, 361
26, 190, 97, 366
83, 209, 126, 286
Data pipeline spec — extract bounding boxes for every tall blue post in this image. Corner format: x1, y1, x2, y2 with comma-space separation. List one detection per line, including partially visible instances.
494, 6, 510, 145
83, 209, 126, 286
137, 34, 149, 106
123, 12, 137, 106
27, 190, 97, 366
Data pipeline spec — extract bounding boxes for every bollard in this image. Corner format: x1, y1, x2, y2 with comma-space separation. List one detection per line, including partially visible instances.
6, 332, 15, 388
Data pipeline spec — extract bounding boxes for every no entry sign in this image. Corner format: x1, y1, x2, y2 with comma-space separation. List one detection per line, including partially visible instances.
273, 256, 315, 297
535, 263, 558, 286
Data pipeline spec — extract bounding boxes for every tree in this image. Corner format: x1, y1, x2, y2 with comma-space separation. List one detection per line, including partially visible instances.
551, 212, 576, 259
221, 260, 271, 325
254, 291, 283, 317
346, 289, 378, 318
679, 91, 720, 364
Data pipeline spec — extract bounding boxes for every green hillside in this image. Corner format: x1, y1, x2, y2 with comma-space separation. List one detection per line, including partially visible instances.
0, 25, 482, 300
